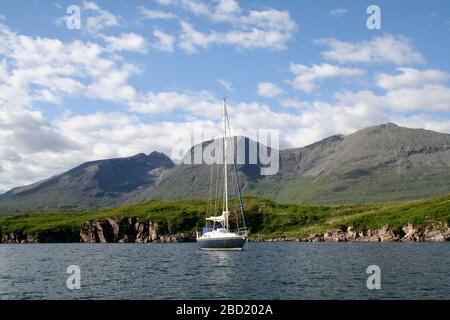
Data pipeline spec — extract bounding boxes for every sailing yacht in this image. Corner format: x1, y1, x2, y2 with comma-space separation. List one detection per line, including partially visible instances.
196, 99, 249, 250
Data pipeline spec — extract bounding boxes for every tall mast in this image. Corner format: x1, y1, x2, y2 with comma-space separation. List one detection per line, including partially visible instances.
223, 98, 229, 230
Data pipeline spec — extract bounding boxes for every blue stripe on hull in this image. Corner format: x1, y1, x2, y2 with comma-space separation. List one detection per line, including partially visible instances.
197, 237, 246, 250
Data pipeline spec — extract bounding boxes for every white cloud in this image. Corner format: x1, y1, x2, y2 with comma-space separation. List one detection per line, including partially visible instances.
179, 17, 296, 53
154, 0, 174, 5
85, 63, 140, 103
214, 0, 241, 20
82, 1, 120, 34
335, 85, 450, 113
217, 79, 234, 92
128, 90, 221, 118
0, 108, 79, 154
395, 114, 450, 134
257, 82, 284, 98
274, 82, 450, 148
168, 1, 297, 52
159, 0, 210, 16
33, 88, 63, 105
0, 109, 224, 191
375, 68, 450, 90
384, 85, 450, 112
328, 8, 348, 16
287, 63, 364, 92
179, 21, 214, 53
0, 20, 231, 125
239, 8, 297, 32
227, 102, 306, 147
138, 1, 299, 53
139, 7, 177, 20
102, 33, 148, 53
282, 100, 388, 148
315, 34, 425, 65
279, 98, 308, 109
153, 29, 175, 52
0, 23, 94, 108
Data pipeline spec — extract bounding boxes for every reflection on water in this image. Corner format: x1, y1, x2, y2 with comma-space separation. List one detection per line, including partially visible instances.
201, 250, 237, 266
0, 243, 449, 299
194, 249, 244, 298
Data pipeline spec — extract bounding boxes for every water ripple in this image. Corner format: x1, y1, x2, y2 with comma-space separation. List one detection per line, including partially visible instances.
0, 243, 449, 299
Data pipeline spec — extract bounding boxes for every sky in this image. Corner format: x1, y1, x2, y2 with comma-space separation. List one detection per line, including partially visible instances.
1, 0, 450, 192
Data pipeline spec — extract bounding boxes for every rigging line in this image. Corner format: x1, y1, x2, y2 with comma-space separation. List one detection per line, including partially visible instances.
215, 139, 224, 219
207, 143, 214, 218
225, 103, 247, 231
222, 158, 226, 222
213, 161, 217, 228
223, 98, 230, 230
231, 142, 240, 230
231, 137, 240, 230
214, 171, 220, 217
224, 101, 238, 228
228, 134, 240, 230
215, 173, 218, 216
213, 139, 222, 218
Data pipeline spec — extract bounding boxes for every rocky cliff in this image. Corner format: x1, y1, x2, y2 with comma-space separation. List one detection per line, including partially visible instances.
0, 217, 195, 243
1, 220, 449, 243
254, 222, 450, 242
79, 217, 195, 243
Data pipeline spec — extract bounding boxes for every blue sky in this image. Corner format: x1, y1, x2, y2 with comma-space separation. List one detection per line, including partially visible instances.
0, 0, 450, 191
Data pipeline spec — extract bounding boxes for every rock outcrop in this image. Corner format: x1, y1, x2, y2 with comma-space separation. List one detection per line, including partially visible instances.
324, 228, 348, 242
253, 223, 450, 242
0, 232, 37, 244
302, 223, 450, 242
1, 220, 449, 243
0, 217, 195, 243
79, 217, 195, 243
423, 222, 450, 241
401, 223, 421, 242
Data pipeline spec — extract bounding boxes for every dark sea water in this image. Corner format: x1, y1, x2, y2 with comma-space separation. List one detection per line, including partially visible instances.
0, 243, 449, 300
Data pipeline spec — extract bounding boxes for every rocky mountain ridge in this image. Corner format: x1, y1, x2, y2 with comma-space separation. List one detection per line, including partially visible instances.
1, 123, 450, 212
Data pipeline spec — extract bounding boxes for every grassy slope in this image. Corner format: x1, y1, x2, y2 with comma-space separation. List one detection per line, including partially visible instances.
251, 173, 450, 205
0, 195, 449, 240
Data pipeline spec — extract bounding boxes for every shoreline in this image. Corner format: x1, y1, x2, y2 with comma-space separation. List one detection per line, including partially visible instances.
1, 220, 449, 244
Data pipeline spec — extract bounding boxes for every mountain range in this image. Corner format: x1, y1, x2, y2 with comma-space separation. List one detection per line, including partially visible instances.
1, 123, 450, 214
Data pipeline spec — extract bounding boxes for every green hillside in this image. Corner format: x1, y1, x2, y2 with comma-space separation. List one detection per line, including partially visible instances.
1, 194, 449, 241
